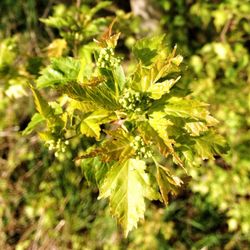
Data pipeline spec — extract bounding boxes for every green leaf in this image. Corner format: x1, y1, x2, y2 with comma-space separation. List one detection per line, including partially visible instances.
81, 157, 109, 187
37, 57, 80, 88
68, 99, 98, 113
164, 97, 211, 121
177, 145, 195, 168
77, 43, 99, 82
194, 131, 229, 160
77, 60, 92, 84
38, 131, 55, 141
156, 165, 184, 204
30, 85, 54, 119
0, 38, 17, 72
80, 110, 116, 139
138, 121, 170, 157
88, 1, 112, 18
148, 54, 182, 85
133, 35, 165, 66
61, 81, 120, 110
147, 77, 181, 100
99, 158, 159, 236
84, 83, 120, 110
149, 111, 173, 142
40, 16, 68, 29
131, 46, 182, 92
22, 113, 45, 135
112, 65, 126, 92
46, 39, 67, 57
130, 64, 150, 92
60, 82, 89, 101
148, 112, 183, 167
99, 129, 134, 162
184, 121, 208, 136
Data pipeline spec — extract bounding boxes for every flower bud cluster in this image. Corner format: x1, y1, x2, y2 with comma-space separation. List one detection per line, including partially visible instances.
74, 32, 83, 42
130, 135, 153, 159
46, 139, 69, 158
97, 47, 121, 68
119, 89, 142, 112
119, 89, 152, 113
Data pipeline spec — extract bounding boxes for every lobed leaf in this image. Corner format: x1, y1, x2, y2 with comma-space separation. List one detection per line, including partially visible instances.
99, 158, 159, 236
22, 113, 45, 135
37, 57, 80, 88
30, 85, 54, 119
163, 97, 211, 121
80, 110, 116, 139
156, 164, 188, 204
194, 131, 229, 160
100, 129, 135, 162
147, 77, 181, 100
133, 35, 165, 66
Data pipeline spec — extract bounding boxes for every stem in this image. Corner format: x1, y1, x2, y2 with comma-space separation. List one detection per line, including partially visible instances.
220, 18, 233, 43
73, 0, 82, 57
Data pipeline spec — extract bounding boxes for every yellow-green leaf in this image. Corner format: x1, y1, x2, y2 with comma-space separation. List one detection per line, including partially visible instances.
46, 39, 67, 57
184, 121, 208, 136
30, 85, 54, 119
156, 165, 184, 205
80, 110, 116, 139
147, 77, 181, 100
22, 113, 45, 135
99, 158, 159, 236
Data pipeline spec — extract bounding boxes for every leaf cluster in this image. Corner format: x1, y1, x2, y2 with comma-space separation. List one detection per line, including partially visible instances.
26, 28, 227, 235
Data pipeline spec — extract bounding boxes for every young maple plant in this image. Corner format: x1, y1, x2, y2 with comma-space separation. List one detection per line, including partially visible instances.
24, 28, 228, 236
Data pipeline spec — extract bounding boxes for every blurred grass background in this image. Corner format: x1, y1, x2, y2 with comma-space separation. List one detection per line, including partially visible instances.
0, 0, 250, 249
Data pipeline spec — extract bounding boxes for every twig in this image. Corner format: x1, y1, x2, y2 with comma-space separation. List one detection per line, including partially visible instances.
73, 0, 82, 56
41, 0, 54, 18
220, 18, 233, 43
